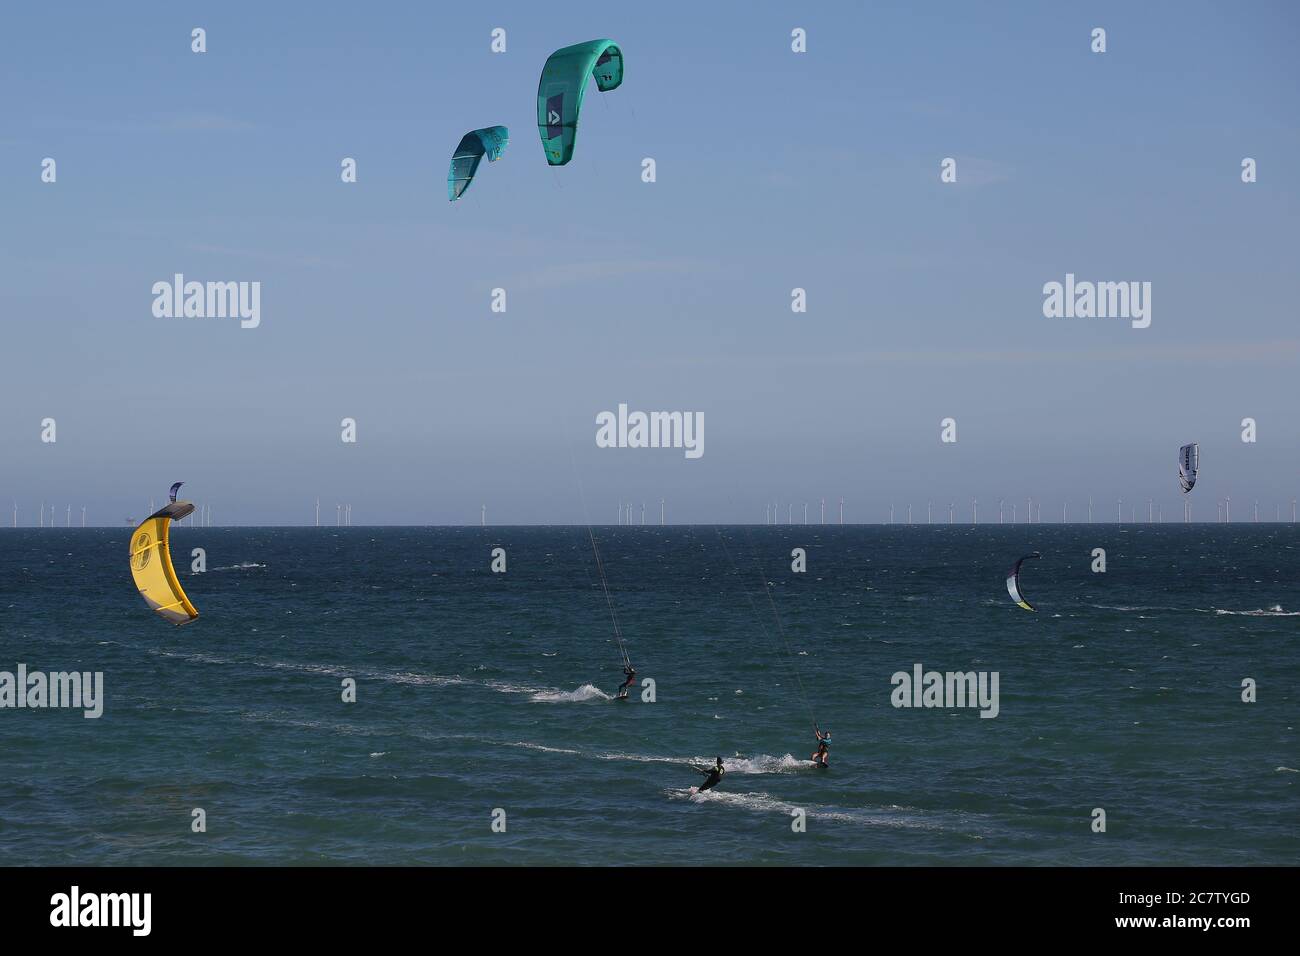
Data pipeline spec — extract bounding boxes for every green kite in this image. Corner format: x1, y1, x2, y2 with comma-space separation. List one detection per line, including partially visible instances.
448, 126, 509, 201
536, 39, 623, 166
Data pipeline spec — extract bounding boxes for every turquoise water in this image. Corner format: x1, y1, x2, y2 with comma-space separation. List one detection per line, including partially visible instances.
1, 525, 1296, 865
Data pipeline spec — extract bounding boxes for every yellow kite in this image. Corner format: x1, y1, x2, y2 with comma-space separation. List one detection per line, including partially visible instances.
129, 482, 199, 625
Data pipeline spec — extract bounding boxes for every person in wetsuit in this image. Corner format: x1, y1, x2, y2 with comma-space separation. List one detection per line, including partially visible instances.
811, 726, 831, 767
693, 757, 725, 792
616, 664, 636, 700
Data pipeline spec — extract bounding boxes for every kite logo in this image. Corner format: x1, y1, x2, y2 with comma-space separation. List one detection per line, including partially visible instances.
131, 532, 153, 571
546, 94, 564, 139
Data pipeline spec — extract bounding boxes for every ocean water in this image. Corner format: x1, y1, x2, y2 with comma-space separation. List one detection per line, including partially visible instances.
0, 525, 1296, 866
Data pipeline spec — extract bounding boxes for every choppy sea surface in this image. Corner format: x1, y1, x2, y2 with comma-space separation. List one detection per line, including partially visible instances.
0, 525, 1296, 865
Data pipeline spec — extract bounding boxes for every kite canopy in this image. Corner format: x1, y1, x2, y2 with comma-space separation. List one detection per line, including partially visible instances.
130, 499, 199, 626
1178, 442, 1199, 494
447, 126, 509, 201
536, 39, 623, 166
1006, 552, 1042, 612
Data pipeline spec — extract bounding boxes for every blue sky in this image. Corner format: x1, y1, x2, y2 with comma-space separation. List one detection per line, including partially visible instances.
2, 1, 1297, 524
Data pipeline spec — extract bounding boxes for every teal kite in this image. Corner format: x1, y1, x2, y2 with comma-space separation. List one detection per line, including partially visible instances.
536, 39, 623, 166
447, 126, 509, 201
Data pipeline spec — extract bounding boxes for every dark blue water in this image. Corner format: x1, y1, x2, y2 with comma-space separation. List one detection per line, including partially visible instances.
1, 525, 1296, 865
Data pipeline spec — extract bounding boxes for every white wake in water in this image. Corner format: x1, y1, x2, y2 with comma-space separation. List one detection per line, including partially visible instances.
145, 646, 626, 700
712, 753, 810, 774
586, 751, 813, 773
1211, 605, 1297, 616
666, 788, 941, 830
530, 683, 612, 703
505, 741, 583, 755
1090, 603, 1298, 617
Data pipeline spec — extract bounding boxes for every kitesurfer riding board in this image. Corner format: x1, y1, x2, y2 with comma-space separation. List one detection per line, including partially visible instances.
691, 758, 725, 793
578, 512, 638, 706
615, 664, 636, 700
811, 726, 831, 768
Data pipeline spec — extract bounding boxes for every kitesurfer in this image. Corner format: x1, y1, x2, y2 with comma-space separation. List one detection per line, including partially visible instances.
693, 757, 725, 792
811, 726, 830, 767
616, 664, 637, 699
